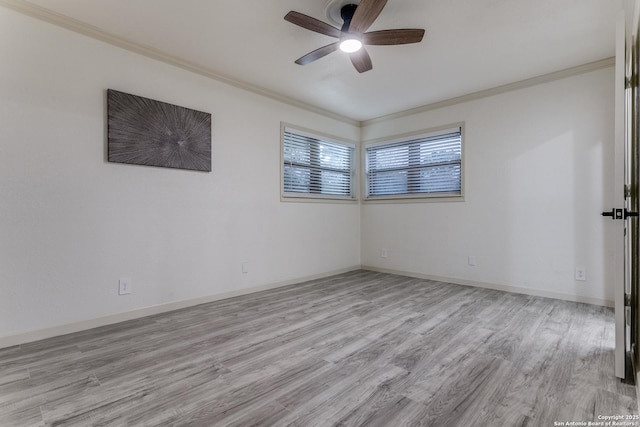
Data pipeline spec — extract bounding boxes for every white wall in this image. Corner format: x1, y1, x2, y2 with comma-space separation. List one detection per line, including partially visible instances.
0, 6, 617, 346
0, 8, 360, 342
361, 67, 615, 305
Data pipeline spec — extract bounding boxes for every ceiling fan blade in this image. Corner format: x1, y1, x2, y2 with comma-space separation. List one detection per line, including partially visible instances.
350, 47, 373, 73
285, 11, 342, 38
349, 0, 388, 33
363, 29, 425, 45
295, 42, 340, 65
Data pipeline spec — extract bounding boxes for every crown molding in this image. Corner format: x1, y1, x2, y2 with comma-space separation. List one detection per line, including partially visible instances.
0, 0, 616, 128
361, 57, 615, 127
0, 0, 360, 126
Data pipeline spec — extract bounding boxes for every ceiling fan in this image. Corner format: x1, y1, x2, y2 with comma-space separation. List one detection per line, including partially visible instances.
284, 0, 425, 73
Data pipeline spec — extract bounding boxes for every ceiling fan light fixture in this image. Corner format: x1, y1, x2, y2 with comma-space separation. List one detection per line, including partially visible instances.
339, 38, 362, 53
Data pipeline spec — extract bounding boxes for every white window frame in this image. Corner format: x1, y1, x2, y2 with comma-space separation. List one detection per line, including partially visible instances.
281, 123, 357, 202
363, 123, 464, 202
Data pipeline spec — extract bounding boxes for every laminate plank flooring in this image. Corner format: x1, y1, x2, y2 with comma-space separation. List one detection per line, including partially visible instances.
0, 270, 636, 426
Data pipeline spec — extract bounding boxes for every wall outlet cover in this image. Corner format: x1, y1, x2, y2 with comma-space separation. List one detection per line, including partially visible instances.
119, 277, 132, 295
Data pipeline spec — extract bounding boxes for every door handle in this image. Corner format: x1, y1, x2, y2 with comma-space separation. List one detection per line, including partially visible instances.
602, 208, 638, 220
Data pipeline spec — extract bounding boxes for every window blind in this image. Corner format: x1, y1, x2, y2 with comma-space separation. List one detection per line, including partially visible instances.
283, 127, 355, 199
366, 128, 462, 198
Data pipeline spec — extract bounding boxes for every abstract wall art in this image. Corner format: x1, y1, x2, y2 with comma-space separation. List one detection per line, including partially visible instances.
107, 89, 212, 172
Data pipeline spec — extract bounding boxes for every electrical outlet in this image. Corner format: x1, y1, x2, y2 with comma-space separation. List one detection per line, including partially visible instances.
380, 248, 388, 258
575, 267, 586, 281
468, 256, 477, 266
119, 277, 132, 295
242, 262, 249, 274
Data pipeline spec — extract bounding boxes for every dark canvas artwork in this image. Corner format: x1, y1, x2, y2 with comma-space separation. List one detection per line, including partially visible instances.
107, 89, 212, 172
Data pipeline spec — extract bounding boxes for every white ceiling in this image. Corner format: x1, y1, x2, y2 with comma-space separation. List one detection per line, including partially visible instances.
12, 0, 621, 121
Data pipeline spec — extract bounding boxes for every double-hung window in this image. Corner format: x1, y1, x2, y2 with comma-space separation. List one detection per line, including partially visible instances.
282, 125, 356, 201
365, 126, 463, 200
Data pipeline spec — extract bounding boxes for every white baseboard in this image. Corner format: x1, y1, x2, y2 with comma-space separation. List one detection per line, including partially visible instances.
361, 265, 614, 308
1, 265, 612, 350
0, 266, 360, 349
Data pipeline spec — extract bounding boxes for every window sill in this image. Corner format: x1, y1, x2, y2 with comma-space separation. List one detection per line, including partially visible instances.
281, 193, 358, 204
363, 193, 464, 203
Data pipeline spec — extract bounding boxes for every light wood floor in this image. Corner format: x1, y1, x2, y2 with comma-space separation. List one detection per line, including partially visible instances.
0, 270, 637, 426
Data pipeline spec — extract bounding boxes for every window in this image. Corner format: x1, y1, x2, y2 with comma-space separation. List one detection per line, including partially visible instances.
365, 126, 463, 200
282, 125, 356, 200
